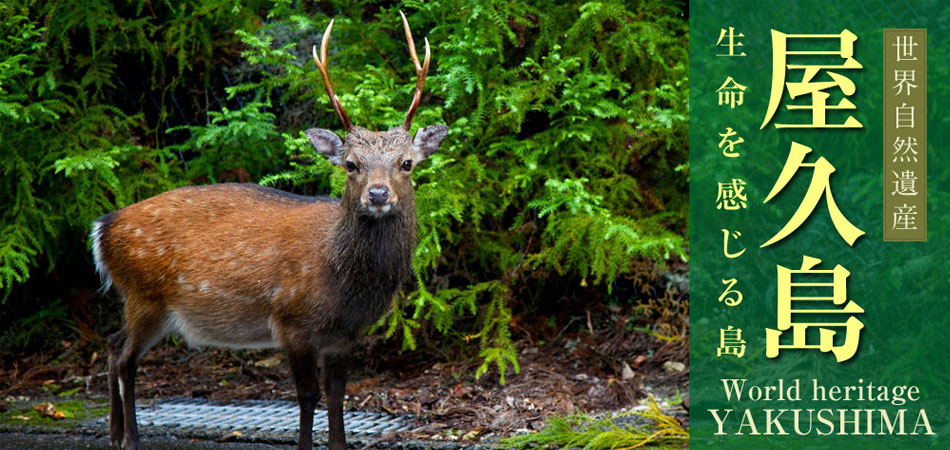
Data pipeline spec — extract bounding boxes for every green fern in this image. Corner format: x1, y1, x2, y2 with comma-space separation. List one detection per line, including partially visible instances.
499, 397, 689, 450
528, 178, 685, 289
2, 0, 689, 385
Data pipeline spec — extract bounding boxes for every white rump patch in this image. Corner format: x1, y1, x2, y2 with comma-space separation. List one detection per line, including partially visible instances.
90, 219, 112, 294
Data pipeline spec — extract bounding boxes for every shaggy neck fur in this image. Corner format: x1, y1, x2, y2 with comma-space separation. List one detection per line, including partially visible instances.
329, 190, 416, 336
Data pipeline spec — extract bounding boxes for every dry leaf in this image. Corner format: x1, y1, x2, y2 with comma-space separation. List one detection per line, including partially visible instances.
253, 356, 281, 368
461, 429, 481, 441
12, 415, 32, 420
33, 402, 66, 420
451, 383, 471, 397
631, 354, 646, 368
216, 431, 243, 442
663, 361, 686, 373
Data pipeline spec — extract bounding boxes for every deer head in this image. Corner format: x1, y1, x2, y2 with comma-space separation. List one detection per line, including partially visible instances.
305, 12, 448, 217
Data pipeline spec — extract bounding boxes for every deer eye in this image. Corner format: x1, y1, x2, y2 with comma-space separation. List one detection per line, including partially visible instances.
345, 161, 359, 173
401, 160, 413, 171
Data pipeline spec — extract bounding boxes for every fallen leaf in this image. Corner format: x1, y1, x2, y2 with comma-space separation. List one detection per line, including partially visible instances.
522, 398, 536, 410
254, 355, 281, 368
216, 431, 243, 442
451, 383, 471, 397
33, 402, 66, 420
631, 354, 646, 368
12, 415, 32, 421
461, 428, 481, 441
557, 398, 576, 415
663, 361, 686, 373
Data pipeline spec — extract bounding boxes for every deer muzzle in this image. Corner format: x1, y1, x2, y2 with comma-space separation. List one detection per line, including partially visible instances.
364, 184, 396, 215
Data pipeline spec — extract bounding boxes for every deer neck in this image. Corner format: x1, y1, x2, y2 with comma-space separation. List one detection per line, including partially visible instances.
328, 194, 416, 331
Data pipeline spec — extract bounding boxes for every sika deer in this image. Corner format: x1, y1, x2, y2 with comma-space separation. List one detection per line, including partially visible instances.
93, 13, 447, 450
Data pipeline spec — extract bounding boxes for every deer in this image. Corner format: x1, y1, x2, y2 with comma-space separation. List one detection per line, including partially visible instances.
91, 13, 447, 450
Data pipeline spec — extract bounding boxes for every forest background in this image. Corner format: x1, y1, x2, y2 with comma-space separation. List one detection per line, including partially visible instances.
0, 0, 688, 390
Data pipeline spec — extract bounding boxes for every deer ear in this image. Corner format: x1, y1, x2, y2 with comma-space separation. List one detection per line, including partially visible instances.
305, 128, 344, 166
411, 124, 448, 161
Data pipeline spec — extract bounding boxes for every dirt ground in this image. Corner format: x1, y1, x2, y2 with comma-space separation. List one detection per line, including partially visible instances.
0, 298, 689, 444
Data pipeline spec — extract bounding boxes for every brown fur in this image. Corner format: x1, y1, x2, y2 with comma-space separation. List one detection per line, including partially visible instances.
96, 123, 447, 450
100, 185, 336, 343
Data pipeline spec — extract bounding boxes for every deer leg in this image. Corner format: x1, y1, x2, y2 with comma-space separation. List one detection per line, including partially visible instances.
325, 352, 348, 450
107, 330, 126, 447
288, 347, 321, 450
116, 302, 167, 450
115, 342, 142, 450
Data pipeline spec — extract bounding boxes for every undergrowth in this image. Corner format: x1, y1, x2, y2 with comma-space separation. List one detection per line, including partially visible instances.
498, 397, 689, 450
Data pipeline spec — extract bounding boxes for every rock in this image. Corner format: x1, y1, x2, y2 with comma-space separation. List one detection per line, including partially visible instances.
621, 362, 635, 380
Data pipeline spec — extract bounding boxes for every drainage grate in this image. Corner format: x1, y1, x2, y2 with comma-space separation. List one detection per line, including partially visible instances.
124, 398, 413, 437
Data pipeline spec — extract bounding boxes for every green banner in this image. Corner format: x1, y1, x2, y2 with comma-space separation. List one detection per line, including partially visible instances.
689, 0, 948, 448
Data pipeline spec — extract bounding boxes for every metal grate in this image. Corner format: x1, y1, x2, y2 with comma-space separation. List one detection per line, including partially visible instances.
127, 398, 413, 436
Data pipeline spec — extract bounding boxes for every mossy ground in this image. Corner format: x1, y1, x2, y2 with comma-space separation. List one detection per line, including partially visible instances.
0, 398, 108, 433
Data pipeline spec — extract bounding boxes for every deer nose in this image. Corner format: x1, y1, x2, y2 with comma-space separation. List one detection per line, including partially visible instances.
368, 185, 390, 205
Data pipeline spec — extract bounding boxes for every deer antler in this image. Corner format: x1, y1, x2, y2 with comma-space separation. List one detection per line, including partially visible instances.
399, 11, 430, 131
312, 19, 353, 131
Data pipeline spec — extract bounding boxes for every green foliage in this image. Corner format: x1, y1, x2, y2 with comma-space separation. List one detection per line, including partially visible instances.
528, 178, 685, 289
0, 0, 262, 299
498, 397, 689, 449
1, 0, 688, 382
0, 5, 59, 295
167, 101, 280, 181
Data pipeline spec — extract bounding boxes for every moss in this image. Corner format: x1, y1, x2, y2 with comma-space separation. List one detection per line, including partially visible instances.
0, 399, 109, 433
